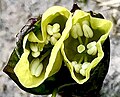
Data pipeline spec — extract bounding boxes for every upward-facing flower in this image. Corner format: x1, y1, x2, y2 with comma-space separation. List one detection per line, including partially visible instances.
61, 10, 113, 84
4, 6, 72, 89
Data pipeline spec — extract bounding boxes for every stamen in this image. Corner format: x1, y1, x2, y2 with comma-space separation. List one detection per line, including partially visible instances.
83, 24, 93, 38
30, 58, 43, 77
87, 46, 97, 55
80, 69, 86, 76
53, 33, 61, 39
87, 41, 96, 49
50, 36, 57, 45
52, 23, 60, 33
72, 61, 82, 73
82, 62, 90, 69
74, 64, 82, 73
34, 63, 43, 77
30, 43, 38, 52
47, 25, 53, 35
30, 58, 40, 76
77, 44, 85, 53
32, 51, 40, 58
71, 23, 83, 39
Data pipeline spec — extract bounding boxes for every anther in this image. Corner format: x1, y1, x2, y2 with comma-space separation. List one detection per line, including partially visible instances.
83, 24, 93, 38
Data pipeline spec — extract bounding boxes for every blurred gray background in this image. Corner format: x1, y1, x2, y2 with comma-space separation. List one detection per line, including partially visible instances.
0, 0, 120, 97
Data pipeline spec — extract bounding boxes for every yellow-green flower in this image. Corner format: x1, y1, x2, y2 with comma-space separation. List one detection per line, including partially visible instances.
14, 6, 72, 88
61, 10, 113, 84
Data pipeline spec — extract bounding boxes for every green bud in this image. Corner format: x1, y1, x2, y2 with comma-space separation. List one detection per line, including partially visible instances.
52, 23, 60, 33
32, 51, 40, 58
83, 24, 93, 38
47, 25, 53, 35
30, 43, 38, 52
77, 44, 85, 53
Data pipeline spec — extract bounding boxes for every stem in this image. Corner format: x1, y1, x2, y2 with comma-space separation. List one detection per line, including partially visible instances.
84, 55, 88, 62
39, 50, 51, 62
51, 88, 58, 97
78, 56, 84, 63
85, 38, 88, 46
78, 36, 83, 44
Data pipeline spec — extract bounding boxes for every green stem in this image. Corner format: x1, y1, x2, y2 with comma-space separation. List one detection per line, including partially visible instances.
85, 38, 88, 46
78, 56, 84, 64
78, 36, 83, 44
39, 50, 51, 63
84, 55, 88, 62
51, 88, 58, 97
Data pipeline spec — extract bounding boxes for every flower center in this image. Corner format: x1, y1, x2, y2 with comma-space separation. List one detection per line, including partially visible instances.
47, 23, 61, 45
70, 20, 98, 76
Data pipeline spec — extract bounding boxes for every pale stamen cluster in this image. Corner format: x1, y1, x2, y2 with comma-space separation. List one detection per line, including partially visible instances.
30, 58, 43, 77
29, 23, 61, 77
30, 42, 44, 58
47, 23, 61, 45
71, 20, 98, 76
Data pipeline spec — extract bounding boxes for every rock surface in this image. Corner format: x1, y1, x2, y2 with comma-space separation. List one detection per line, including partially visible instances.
0, 0, 120, 97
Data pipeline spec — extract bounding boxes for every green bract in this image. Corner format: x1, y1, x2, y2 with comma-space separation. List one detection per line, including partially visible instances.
14, 6, 72, 88
61, 10, 113, 84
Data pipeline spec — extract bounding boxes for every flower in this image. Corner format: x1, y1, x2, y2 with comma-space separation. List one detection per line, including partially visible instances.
11, 6, 72, 88
3, 5, 112, 96
61, 10, 113, 84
